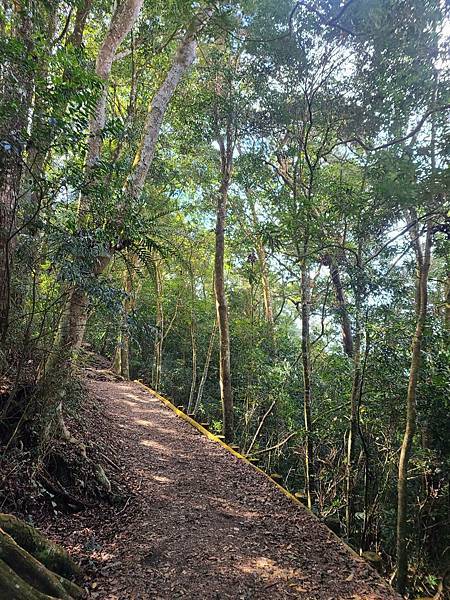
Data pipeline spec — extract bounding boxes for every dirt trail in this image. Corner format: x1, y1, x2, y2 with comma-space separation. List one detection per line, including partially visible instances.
61, 367, 401, 599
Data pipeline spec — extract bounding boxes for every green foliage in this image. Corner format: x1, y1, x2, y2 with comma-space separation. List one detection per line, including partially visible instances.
1, 0, 449, 595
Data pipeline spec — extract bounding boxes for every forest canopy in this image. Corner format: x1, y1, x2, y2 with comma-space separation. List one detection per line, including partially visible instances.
0, 0, 449, 597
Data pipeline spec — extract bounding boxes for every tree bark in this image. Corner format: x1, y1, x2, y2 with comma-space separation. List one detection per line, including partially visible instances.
78, 0, 144, 221
395, 218, 432, 594
67, 0, 93, 47
124, 8, 212, 203
187, 317, 197, 410
445, 270, 450, 332
324, 254, 353, 358
0, 2, 34, 340
0, 529, 73, 599
0, 513, 82, 581
0, 514, 84, 599
214, 127, 234, 442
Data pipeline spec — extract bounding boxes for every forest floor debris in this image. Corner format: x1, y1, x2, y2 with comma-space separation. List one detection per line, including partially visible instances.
31, 364, 402, 599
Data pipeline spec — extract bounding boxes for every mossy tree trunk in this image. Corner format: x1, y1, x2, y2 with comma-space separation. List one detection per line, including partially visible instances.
0, 513, 84, 600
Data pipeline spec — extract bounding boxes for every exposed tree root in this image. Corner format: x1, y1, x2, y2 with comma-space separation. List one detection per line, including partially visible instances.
56, 402, 87, 459
0, 514, 85, 599
56, 401, 112, 493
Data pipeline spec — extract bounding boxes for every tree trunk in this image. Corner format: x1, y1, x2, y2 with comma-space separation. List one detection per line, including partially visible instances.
187, 318, 197, 410
345, 326, 361, 538
114, 257, 138, 379
301, 262, 315, 509
249, 202, 274, 328
193, 320, 217, 414
124, 8, 212, 203
78, 0, 144, 221
152, 257, 164, 391
0, 3, 34, 340
258, 241, 274, 326
395, 219, 432, 594
325, 254, 353, 358
325, 251, 364, 536
67, 0, 93, 47
214, 164, 233, 442
38, 0, 143, 437
0, 513, 84, 600
45, 287, 90, 376
38, 286, 90, 438
445, 270, 450, 332
0, 148, 21, 341
187, 275, 197, 411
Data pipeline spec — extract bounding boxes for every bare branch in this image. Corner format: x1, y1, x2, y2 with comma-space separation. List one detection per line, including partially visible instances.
344, 105, 450, 152
248, 431, 298, 456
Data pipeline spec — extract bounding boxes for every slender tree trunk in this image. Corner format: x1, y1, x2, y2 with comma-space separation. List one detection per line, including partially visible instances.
187, 272, 197, 411
249, 202, 274, 327
214, 164, 233, 441
325, 250, 365, 537
124, 8, 212, 203
187, 318, 197, 410
325, 254, 353, 358
445, 270, 450, 332
113, 257, 137, 379
258, 242, 274, 326
67, 0, 93, 47
345, 326, 361, 537
100, 323, 110, 356
119, 324, 130, 380
395, 219, 432, 594
301, 262, 315, 509
152, 258, 164, 391
0, 3, 34, 340
0, 151, 21, 341
193, 320, 217, 414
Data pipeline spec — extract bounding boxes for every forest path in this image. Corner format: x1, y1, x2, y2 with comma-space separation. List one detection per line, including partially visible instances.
71, 366, 400, 600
